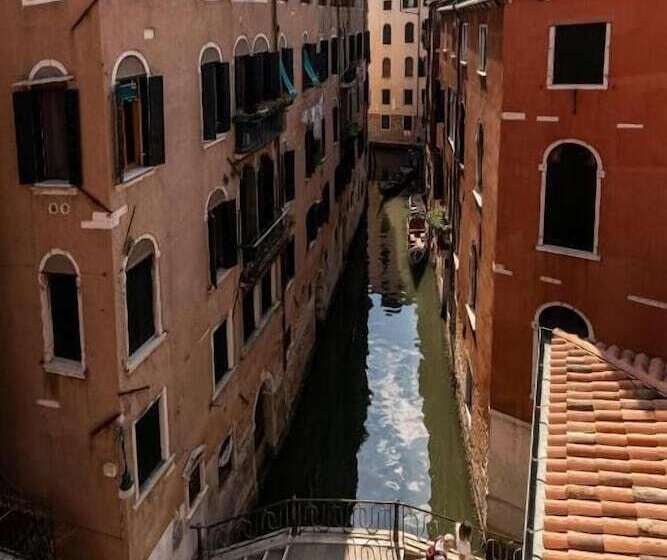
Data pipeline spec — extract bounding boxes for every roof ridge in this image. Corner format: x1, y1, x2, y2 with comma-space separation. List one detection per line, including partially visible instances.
552, 329, 667, 399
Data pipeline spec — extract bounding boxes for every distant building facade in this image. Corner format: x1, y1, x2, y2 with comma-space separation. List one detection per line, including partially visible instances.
0, 0, 368, 558
368, 0, 428, 144
423, 0, 667, 539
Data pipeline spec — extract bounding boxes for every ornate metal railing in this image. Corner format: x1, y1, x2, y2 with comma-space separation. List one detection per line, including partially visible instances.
234, 104, 285, 154
194, 498, 522, 560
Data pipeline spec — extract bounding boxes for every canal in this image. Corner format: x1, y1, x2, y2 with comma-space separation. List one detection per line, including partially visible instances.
259, 180, 475, 526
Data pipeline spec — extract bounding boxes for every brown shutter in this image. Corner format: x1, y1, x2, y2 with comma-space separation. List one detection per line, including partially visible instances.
12, 90, 39, 184
201, 62, 218, 140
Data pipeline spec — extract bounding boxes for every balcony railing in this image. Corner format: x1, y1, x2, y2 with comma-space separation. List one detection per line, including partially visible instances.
234, 101, 286, 155
241, 208, 290, 285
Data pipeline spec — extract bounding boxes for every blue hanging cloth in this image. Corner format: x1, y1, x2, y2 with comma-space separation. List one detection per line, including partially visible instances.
280, 58, 297, 98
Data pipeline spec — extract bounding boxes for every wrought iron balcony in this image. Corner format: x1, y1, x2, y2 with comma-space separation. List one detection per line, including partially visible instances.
241, 207, 290, 285
234, 101, 286, 155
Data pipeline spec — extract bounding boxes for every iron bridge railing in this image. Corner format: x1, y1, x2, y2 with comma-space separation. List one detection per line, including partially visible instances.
194, 498, 522, 560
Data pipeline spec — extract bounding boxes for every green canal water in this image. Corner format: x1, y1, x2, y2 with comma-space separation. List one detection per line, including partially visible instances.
259, 185, 475, 525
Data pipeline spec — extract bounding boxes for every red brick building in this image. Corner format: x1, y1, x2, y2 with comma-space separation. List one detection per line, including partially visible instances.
424, 0, 667, 539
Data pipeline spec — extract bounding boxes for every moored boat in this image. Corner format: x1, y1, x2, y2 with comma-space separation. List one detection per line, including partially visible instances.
407, 195, 429, 267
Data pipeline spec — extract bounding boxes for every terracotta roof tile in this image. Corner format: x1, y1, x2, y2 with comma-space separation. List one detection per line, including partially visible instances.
529, 330, 667, 560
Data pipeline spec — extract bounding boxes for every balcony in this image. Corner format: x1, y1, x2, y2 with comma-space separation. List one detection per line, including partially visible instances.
241, 207, 290, 286
234, 101, 287, 155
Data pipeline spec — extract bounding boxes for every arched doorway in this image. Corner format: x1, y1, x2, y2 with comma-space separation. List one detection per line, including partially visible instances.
537, 304, 590, 339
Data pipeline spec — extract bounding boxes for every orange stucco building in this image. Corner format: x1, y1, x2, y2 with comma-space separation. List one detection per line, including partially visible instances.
424, 0, 667, 539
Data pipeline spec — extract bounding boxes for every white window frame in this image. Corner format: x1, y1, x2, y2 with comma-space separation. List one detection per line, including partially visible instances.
211, 314, 236, 399
122, 235, 166, 372
198, 42, 227, 146
184, 446, 208, 519
132, 388, 173, 507
547, 22, 611, 90
536, 139, 604, 260
477, 25, 488, 75
38, 250, 86, 378
460, 23, 469, 65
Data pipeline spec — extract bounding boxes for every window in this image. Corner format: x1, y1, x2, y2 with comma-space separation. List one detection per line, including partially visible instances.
318, 39, 330, 82
404, 57, 414, 77
302, 43, 320, 91
283, 149, 295, 202
40, 252, 83, 372
331, 37, 339, 75
113, 54, 165, 182
382, 58, 391, 78
240, 165, 258, 244
404, 22, 414, 44
478, 25, 488, 73
382, 89, 391, 105
538, 305, 590, 339
382, 24, 392, 45
133, 393, 168, 493
460, 23, 469, 64
456, 101, 465, 159
465, 365, 473, 420
418, 57, 425, 77
282, 237, 295, 287
468, 244, 478, 311
305, 125, 323, 177
306, 204, 319, 246
541, 143, 599, 253
475, 124, 484, 193
260, 269, 273, 316
447, 89, 456, 142
257, 155, 276, 233
403, 115, 412, 131
332, 106, 339, 142
125, 238, 160, 357
403, 89, 413, 105
207, 194, 238, 287
235, 40, 281, 113
550, 23, 608, 87
381, 115, 390, 129
200, 46, 231, 141
383, 0, 391, 9
254, 389, 268, 450
281, 47, 295, 94
186, 454, 204, 514
212, 319, 233, 388
218, 436, 233, 487
402, 0, 417, 7
242, 288, 256, 342
13, 63, 82, 186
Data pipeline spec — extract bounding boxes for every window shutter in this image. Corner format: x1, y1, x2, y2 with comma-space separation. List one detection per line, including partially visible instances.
201, 62, 218, 141
208, 210, 219, 286
364, 31, 371, 63
249, 54, 265, 109
12, 90, 39, 184
283, 150, 295, 202
305, 129, 314, 177
240, 166, 258, 244
146, 76, 165, 166
332, 108, 339, 142
281, 48, 294, 85
319, 40, 329, 82
113, 85, 125, 184
221, 200, 238, 268
331, 38, 339, 75
267, 52, 281, 100
64, 90, 83, 186
217, 62, 231, 133
235, 56, 248, 113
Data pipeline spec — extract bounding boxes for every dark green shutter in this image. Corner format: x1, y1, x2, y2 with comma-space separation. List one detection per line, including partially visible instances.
235, 56, 248, 113
249, 55, 264, 109
221, 200, 238, 268
202, 62, 218, 140
217, 62, 231, 133
331, 38, 339, 75
64, 90, 83, 186
146, 76, 165, 166
264, 52, 281, 100
12, 90, 39, 184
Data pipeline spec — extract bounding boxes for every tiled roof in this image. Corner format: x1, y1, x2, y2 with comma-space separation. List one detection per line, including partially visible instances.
527, 329, 667, 560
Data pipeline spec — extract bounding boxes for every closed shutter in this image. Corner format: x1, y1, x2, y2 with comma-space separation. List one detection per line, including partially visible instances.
64, 90, 83, 186
201, 62, 218, 140
264, 52, 281, 100
208, 210, 219, 286
12, 90, 39, 184
331, 38, 339, 75
217, 62, 231, 133
127, 255, 156, 355
249, 55, 264, 109
48, 272, 81, 361
146, 76, 165, 166
221, 200, 238, 268
235, 55, 248, 113
283, 150, 295, 202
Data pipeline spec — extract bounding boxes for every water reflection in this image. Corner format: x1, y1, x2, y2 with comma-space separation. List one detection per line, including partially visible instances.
260, 183, 475, 525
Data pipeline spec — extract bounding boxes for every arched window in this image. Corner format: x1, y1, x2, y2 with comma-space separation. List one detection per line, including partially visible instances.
382, 24, 392, 45
382, 57, 391, 78
475, 123, 484, 192
537, 305, 590, 339
541, 142, 599, 253
124, 237, 161, 358
200, 44, 231, 141
404, 22, 415, 44
40, 252, 84, 372
404, 56, 414, 77
207, 190, 238, 287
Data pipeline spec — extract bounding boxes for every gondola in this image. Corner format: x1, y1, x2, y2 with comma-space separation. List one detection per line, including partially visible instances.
407, 195, 429, 267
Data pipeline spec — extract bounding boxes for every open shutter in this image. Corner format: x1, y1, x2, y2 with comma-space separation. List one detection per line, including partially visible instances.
208, 210, 218, 286
113, 85, 125, 184
281, 48, 294, 85
217, 63, 231, 133
249, 55, 264, 109
12, 90, 39, 184
146, 76, 165, 166
221, 200, 238, 268
331, 38, 339, 75
264, 52, 281, 100
201, 62, 218, 140
283, 150, 295, 202
64, 90, 83, 186
235, 56, 248, 113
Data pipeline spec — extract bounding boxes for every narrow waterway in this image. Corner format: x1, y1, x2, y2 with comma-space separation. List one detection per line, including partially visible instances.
260, 182, 475, 526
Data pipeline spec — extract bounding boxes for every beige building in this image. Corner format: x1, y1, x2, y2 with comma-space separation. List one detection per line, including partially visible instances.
368, 0, 427, 144
0, 0, 368, 559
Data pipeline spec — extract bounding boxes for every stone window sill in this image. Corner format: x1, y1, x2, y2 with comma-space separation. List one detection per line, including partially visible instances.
43, 357, 86, 379
203, 134, 228, 150
126, 332, 167, 373
241, 301, 281, 357
133, 454, 176, 510
186, 485, 209, 521
212, 366, 238, 403
472, 188, 482, 209
536, 244, 600, 262
208, 267, 235, 293
116, 166, 156, 191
